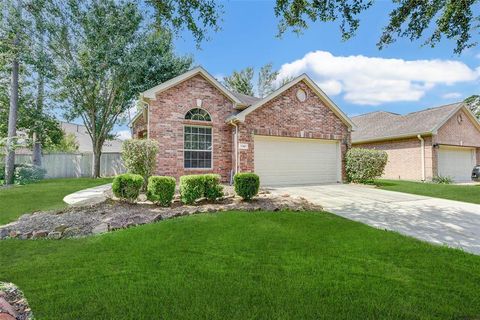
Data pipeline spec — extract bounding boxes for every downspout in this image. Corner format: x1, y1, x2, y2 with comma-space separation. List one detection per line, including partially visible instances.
144, 102, 150, 139
229, 120, 239, 176
417, 135, 425, 181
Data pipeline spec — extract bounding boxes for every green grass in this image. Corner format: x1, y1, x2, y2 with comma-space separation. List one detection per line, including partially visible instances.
376, 179, 480, 204
1, 211, 479, 319
0, 178, 112, 225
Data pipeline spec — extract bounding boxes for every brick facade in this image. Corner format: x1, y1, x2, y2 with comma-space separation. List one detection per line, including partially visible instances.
354, 108, 480, 181
132, 74, 352, 182
355, 137, 433, 181
435, 109, 480, 148
237, 81, 350, 180
132, 115, 147, 139
144, 74, 236, 182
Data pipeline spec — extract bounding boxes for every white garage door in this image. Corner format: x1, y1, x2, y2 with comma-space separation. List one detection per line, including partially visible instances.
254, 135, 341, 186
438, 146, 476, 182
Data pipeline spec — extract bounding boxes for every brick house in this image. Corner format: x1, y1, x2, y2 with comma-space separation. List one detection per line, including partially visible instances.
130, 67, 354, 186
352, 103, 480, 182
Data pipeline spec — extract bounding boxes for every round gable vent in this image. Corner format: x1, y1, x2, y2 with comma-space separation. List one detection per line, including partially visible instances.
296, 89, 307, 102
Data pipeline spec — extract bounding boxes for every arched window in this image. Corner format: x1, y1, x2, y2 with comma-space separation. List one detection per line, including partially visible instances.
184, 108, 212, 169
185, 108, 211, 121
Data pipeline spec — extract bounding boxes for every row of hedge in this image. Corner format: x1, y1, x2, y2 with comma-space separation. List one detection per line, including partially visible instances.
112, 172, 260, 206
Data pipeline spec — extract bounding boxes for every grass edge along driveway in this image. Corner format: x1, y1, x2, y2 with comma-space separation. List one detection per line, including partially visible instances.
1, 211, 479, 319
0, 178, 112, 225
376, 179, 480, 205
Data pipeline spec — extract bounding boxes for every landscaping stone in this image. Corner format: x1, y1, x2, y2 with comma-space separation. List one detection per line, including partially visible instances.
0, 297, 16, 318
54, 224, 69, 233
0, 282, 33, 320
47, 231, 62, 239
0, 313, 16, 320
92, 223, 109, 235
62, 227, 82, 238
0, 190, 323, 240
31, 230, 48, 239
0, 229, 9, 240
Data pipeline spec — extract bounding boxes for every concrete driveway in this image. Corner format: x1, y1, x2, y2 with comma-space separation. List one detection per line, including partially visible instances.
269, 184, 480, 255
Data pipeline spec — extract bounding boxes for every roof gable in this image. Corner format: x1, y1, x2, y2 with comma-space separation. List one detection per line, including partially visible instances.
352, 102, 480, 143
140, 66, 245, 107
229, 74, 354, 129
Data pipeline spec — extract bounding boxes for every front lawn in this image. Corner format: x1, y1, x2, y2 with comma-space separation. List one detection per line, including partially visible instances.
376, 179, 480, 204
1, 211, 479, 319
0, 178, 112, 225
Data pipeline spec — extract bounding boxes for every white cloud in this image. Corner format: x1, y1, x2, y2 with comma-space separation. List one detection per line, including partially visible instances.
116, 130, 132, 140
442, 92, 463, 99
277, 51, 479, 105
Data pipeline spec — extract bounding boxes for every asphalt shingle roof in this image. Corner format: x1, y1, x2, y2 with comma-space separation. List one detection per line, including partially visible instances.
229, 91, 261, 106
351, 102, 463, 142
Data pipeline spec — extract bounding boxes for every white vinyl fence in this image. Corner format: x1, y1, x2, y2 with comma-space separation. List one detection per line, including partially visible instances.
13, 152, 125, 178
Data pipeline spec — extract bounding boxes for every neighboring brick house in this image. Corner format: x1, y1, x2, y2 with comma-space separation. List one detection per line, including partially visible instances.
130, 67, 354, 186
352, 103, 480, 182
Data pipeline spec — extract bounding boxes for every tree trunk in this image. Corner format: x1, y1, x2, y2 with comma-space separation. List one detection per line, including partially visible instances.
92, 143, 102, 178
5, 53, 20, 185
32, 135, 42, 167
32, 33, 45, 167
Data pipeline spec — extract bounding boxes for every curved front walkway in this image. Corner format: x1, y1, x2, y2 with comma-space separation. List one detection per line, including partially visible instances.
270, 184, 480, 255
63, 183, 111, 206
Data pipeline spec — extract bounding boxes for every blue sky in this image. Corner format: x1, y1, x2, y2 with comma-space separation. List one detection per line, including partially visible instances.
116, 0, 480, 138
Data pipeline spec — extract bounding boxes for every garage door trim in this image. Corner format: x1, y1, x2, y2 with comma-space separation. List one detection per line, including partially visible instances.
253, 135, 342, 186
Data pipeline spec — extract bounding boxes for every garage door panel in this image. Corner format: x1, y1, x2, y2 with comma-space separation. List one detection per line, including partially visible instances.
254, 135, 340, 186
438, 146, 475, 182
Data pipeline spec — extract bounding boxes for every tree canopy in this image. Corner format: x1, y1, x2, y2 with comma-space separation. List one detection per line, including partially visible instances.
274, 0, 479, 54
45, 0, 192, 177
223, 63, 282, 98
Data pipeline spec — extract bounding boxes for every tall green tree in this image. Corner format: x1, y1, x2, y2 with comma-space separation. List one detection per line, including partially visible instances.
223, 67, 255, 96
224, 64, 283, 98
1, 0, 61, 183
1, 0, 25, 184
274, 0, 478, 54
464, 95, 480, 119
258, 63, 279, 98
47, 0, 192, 177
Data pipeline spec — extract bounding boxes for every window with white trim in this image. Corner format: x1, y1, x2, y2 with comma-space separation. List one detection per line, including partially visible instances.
184, 108, 212, 169
184, 126, 212, 169
185, 108, 211, 121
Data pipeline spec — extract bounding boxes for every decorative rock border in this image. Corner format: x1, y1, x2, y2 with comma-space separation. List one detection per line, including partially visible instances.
0, 190, 323, 240
0, 282, 33, 320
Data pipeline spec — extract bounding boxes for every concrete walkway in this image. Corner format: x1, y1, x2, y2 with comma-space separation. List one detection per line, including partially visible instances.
269, 184, 480, 255
63, 184, 111, 206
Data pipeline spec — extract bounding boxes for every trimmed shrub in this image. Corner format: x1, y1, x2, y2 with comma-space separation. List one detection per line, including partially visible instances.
433, 175, 453, 184
179, 175, 205, 205
122, 139, 159, 189
179, 174, 224, 204
14, 164, 46, 185
0, 163, 4, 181
203, 174, 224, 200
345, 148, 388, 184
234, 173, 260, 200
112, 173, 143, 202
147, 176, 176, 206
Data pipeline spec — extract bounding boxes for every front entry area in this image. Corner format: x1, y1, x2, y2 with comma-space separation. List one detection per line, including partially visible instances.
438, 146, 476, 182
253, 135, 341, 186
